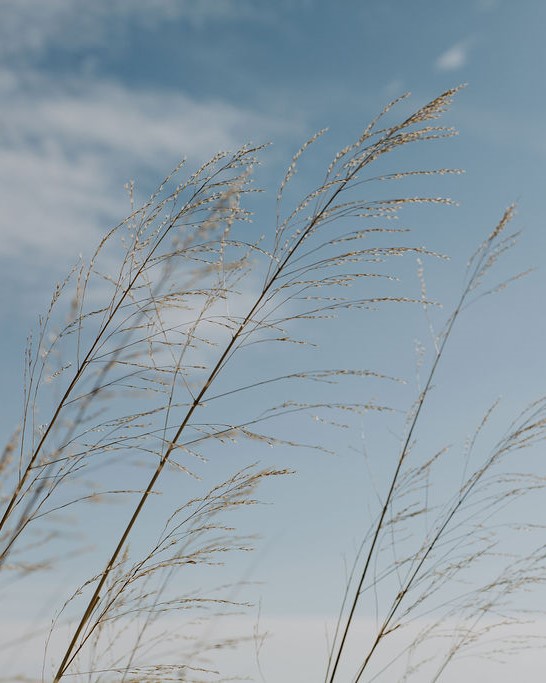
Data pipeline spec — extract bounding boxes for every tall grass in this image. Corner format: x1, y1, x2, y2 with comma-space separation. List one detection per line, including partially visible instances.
2, 87, 545, 681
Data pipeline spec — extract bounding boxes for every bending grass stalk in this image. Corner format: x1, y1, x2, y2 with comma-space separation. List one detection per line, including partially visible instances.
53, 88, 461, 680
0, 160, 238, 565
325, 206, 517, 683
1, 146, 267, 574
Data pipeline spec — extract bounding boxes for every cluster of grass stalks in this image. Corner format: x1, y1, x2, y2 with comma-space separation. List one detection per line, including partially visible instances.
2, 87, 546, 682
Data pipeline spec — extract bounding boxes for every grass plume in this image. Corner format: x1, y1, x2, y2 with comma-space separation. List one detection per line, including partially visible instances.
1, 87, 545, 681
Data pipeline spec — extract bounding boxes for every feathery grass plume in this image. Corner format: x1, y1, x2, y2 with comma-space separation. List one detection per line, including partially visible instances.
1, 85, 509, 681
46, 465, 288, 683
325, 208, 546, 682
0, 147, 264, 567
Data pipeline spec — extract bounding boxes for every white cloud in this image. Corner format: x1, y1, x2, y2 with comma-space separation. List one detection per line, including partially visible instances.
0, 0, 265, 60
0, 144, 118, 259
8, 78, 268, 164
435, 42, 469, 71
0, 69, 288, 264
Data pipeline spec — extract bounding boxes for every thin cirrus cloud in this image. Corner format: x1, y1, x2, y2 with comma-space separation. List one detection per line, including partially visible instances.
0, 0, 264, 59
435, 42, 470, 71
0, 69, 288, 264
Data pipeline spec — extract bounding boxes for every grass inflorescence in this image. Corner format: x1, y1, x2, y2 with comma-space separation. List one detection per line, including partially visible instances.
2, 87, 545, 682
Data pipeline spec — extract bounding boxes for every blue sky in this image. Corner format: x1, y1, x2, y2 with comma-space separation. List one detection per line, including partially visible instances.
2, 1, 546, 681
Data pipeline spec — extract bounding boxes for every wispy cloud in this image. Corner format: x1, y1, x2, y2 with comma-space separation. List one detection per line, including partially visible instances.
0, 0, 266, 60
0, 69, 288, 265
435, 42, 470, 71
0, 1, 301, 310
